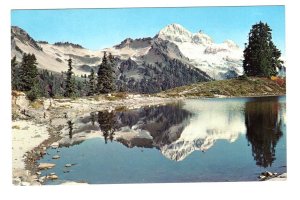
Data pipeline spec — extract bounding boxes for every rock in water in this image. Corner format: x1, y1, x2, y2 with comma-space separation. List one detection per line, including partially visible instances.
51, 142, 59, 148
52, 155, 60, 159
38, 176, 46, 183
38, 163, 56, 170
47, 174, 58, 180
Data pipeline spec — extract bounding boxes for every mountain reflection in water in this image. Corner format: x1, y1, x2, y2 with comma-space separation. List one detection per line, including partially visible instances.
61, 97, 285, 167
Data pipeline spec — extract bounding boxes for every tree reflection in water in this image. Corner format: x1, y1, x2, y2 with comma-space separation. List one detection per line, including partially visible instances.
245, 98, 283, 168
90, 112, 96, 126
67, 120, 74, 139
97, 110, 116, 144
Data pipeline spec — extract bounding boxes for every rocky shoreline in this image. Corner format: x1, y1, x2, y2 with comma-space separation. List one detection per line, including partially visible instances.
12, 92, 176, 185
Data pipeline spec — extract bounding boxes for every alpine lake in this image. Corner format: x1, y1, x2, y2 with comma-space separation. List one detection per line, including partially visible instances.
38, 96, 286, 184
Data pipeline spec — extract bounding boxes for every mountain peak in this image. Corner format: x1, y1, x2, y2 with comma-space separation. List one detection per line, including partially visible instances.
157, 23, 192, 42
157, 23, 214, 45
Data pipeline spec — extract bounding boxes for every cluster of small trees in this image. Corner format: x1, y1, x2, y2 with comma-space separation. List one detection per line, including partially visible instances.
11, 51, 116, 101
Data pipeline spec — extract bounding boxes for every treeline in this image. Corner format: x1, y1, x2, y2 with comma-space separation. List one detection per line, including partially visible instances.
116, 57, 211, 93
54, 42, 83, 49
11, 52, 116, 101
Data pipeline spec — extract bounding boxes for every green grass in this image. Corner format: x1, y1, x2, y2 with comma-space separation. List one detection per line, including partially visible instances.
161, 77, 286, 98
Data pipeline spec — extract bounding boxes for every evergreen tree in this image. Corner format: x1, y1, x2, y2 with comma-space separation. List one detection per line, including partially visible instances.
243, 21, 283, 77
11, 56, 20, 90
64, 58, 75, 97
87, 68, 96, 96
19, 53, 38, 92
27, 81, 40, 101
107, 53, 116, 92
96, 52, 116, 94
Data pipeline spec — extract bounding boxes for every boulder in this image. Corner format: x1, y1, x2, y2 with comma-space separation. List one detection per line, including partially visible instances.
50, 142, 59, 148
52, 155, 60, 159
258, 175, 266, 180
261, 171, 273, 177
12, 177, 21, 185
47, 174, 58, 180
38, 163, 56, 170
38, 176, 46, 183
20, 182, 30, 186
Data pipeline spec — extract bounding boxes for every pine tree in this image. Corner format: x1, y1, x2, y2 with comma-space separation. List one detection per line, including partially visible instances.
19, 53, 38, 92
97, 52, 107, 93
64, 58, 75, 97
27, 81, 40, 101
243, 21, 283, 77
11, 56, 20, 90
87, 68, 96, 96
107, 53, 116, 92
96, 52, 116, 94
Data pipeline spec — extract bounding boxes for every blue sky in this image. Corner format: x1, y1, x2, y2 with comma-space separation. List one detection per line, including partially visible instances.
11, 6, 285, 54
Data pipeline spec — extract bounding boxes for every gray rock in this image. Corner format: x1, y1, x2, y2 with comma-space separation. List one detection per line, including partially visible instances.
38, 163, 56, 170
52, 155, 60, 159
261, 171, 273, 177
38, 176, 46, 183
50, 142, 59, 148
266, 171, 273, 177
47, 174, 58, 180
21, 182, 30, 186
13, 177, 21, 185
259, 175, 266, 180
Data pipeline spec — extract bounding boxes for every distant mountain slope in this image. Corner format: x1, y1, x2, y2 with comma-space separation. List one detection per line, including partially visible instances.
11, 24, 245, 93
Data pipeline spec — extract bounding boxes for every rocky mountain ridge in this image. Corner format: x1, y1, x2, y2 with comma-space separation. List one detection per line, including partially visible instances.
11, 24, 244, 93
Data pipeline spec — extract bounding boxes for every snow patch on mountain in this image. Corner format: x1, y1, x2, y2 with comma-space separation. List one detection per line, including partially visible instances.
157, 23, 243, 79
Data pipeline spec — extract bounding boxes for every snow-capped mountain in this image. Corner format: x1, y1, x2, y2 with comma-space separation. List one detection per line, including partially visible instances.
11, 23, 243, 93
156, 24, 243, 79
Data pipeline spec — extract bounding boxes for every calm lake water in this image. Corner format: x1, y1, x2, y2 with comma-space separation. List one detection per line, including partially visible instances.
39, 96, 286, 184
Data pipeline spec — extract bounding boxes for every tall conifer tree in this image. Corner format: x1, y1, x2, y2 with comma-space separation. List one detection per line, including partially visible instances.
64, 58, 75, 97
243, 21, 283, 77
87, 68, 96, 96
